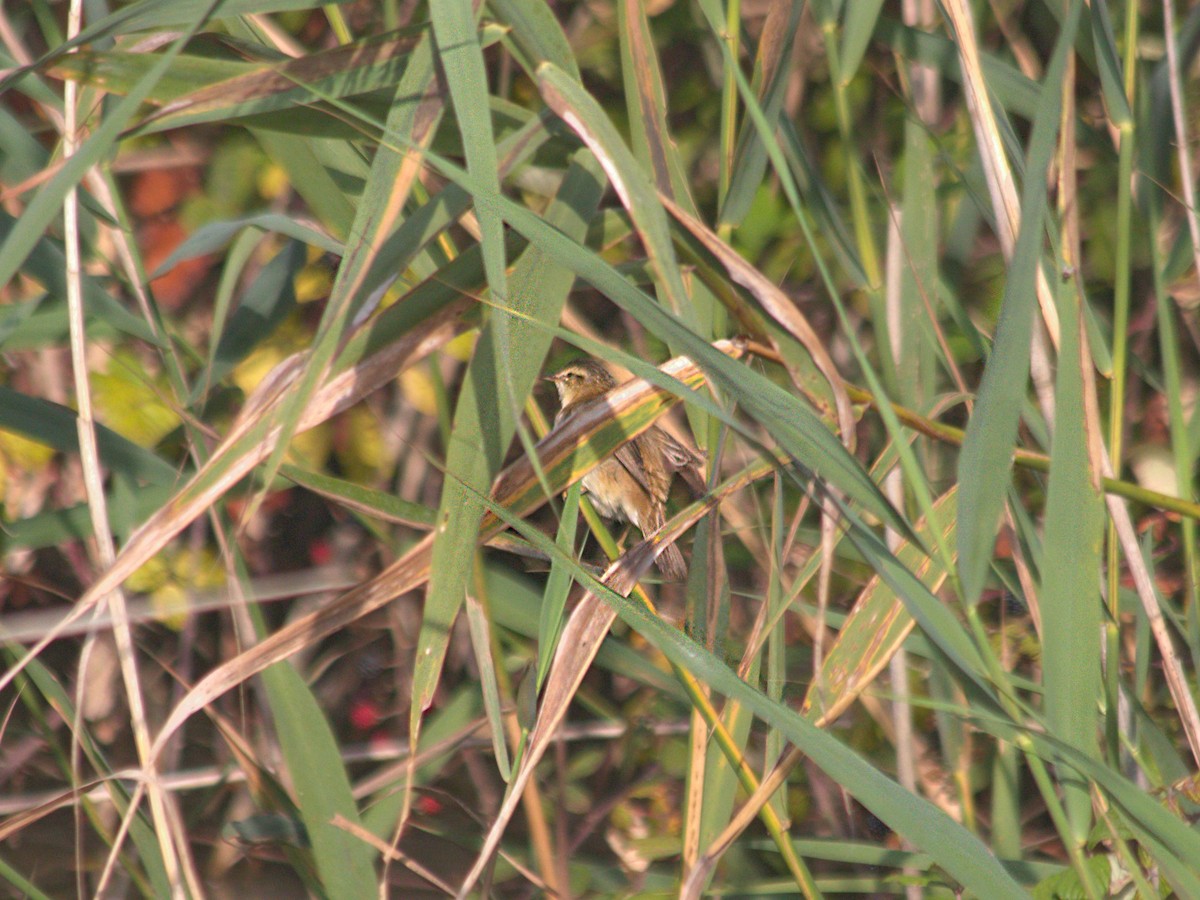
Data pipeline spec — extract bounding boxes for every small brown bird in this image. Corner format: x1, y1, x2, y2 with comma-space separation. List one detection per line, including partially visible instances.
546, 358, 705, 580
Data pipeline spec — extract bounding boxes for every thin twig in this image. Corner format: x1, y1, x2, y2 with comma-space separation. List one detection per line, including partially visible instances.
59, 1, 190, 893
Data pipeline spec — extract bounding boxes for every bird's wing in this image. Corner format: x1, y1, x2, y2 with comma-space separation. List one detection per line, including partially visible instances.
614, 438, 665, 502
659, 433, 706, 497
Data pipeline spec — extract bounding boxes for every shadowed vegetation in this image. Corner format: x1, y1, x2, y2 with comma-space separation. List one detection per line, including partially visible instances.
2, 1, 1200, 897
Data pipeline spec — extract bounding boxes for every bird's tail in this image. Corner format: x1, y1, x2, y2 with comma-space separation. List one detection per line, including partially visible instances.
640, 506, 687, 580
655, 541, 688, 581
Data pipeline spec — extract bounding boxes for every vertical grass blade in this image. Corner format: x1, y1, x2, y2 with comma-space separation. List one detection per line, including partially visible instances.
1040, 283, 1104, 844
956, 3, 1082, 605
